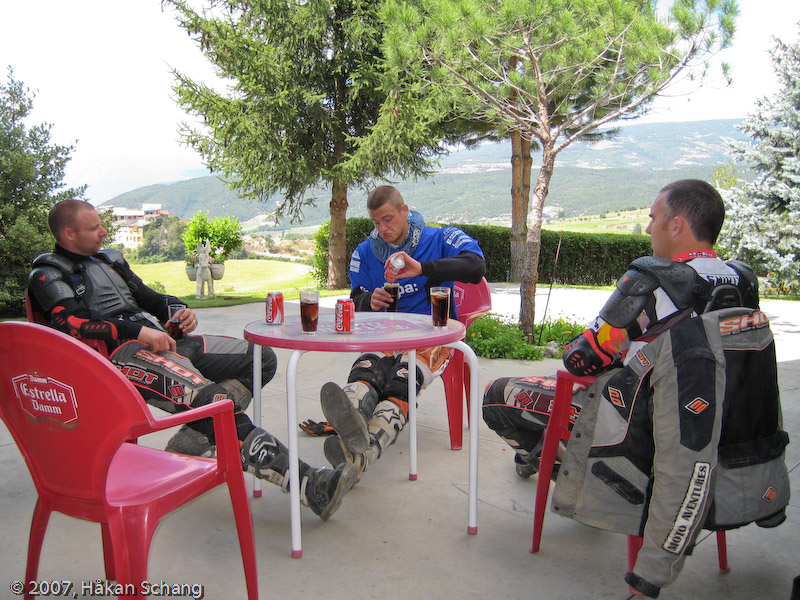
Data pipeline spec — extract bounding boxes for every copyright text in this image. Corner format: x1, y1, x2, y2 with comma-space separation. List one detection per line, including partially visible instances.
9, 579, 205, 599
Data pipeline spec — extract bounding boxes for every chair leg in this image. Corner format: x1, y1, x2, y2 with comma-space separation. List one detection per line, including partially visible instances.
716, 531, 730, 573
25, 499, 52, 600
627, 535, 643, 571
106, 509, 156, 596
442, 351, 465, 450
627, 535, 644, 595
530, 393, 568, 553
226, 479, 260, 600
100, 523, 116, 581
462, 360, 471, 426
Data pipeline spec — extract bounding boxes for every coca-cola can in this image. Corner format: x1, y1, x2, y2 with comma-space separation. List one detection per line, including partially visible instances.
266, 292, 284, 324
389, 255, 405, 276
335, 299, 354, 333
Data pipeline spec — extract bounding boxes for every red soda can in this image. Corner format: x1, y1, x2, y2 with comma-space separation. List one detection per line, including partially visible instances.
335, 299, 354, 333
266, 292, 284, 324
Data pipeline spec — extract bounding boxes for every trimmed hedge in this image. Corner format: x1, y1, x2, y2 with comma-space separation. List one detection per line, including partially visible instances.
313, 219, 652, 286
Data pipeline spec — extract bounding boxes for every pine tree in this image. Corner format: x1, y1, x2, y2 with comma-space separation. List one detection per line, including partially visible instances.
0, 69, 85, 316
720, 35, 800, 292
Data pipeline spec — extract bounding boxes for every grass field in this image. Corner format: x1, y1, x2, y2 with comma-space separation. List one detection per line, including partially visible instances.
545, 208, 650, 234
132, 259, 345, 308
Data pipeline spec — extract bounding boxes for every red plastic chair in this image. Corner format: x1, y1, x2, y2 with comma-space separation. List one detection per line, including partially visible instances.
24, 290, 110, 358
0, 322, 258, 600
441, 278, 492, 450
531, 370, 728, 594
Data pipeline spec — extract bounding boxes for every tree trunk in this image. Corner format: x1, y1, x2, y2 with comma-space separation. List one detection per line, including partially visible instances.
520, 145, 557, 340
327, 179, 349, 289
510, 132, 532, 282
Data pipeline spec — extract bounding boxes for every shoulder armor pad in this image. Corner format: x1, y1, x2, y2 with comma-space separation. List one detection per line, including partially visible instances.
31, 252, 77, 274
28, 264, 77, 313
628, 256, 702, 309
599, 256, 709, 328
598, 260, 660, 328
97, 248, 126, 267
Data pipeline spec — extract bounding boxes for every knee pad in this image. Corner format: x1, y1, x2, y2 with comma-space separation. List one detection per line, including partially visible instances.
185, 382, 234, 409
217, 378, 253, 411
348, 353, 391, 394
483, 377, 513, 408
383, 362, 424, 409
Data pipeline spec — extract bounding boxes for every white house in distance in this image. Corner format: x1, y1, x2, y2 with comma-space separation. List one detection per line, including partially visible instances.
103, 204, 169, 250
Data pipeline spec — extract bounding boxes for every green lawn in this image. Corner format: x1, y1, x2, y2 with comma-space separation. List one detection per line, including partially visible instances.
546, 208, 650, 235
132, 259, 345, 308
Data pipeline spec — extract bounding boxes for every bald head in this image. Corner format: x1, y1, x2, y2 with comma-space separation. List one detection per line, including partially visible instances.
48, 199, 107, 255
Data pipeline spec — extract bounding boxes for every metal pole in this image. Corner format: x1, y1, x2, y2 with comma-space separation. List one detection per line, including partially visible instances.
536, 233, 563, 346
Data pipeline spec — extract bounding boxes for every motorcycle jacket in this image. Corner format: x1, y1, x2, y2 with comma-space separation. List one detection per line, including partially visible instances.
552, 306, 789, 598
28, 246, 177, 346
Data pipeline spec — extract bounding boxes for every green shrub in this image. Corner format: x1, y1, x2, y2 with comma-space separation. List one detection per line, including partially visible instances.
183, 212, 243, 265
148, 281, 167, 294
466, 314, 586, 360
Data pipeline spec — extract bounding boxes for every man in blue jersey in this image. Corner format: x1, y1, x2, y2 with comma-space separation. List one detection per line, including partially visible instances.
319, 185, 486, 482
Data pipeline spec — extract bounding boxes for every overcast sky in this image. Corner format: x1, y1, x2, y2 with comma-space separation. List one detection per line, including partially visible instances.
1, 1, 799, 204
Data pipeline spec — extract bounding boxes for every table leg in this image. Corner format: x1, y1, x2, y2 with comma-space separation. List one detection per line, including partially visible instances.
252, 345, 262, 498
449, 341, 479, 535
408, 349, 417, 480
286, 349, 305, 558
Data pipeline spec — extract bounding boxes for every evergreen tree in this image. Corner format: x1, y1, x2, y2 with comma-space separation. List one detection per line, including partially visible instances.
0, 69, 85, 316
163, 0, 448, 288
720, 35, 800, 292
380, 0, 738, 336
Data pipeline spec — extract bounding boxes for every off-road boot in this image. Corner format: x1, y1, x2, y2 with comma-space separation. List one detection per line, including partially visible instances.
300, 464, 357, 520
320, 381, 379, 453
323, 435, 376, 484
165, 379, 252, 457
514, 452, 540, 479
165, 425, 215, 457
240, 427, 356, 520
323, 400, 407, 483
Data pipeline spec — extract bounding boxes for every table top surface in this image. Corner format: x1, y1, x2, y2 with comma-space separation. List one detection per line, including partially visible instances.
244, 311, 465, 352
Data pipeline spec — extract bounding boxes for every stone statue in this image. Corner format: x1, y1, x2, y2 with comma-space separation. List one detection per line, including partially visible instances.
195, 239, 215, 299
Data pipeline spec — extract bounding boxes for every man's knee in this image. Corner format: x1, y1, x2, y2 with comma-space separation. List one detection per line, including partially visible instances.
482, 378, 514, 431
257, 345, 278, 384
347, 353, 390, 391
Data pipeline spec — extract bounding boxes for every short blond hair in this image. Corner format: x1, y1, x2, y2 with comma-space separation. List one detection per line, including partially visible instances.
48, 199, 95, 243
367, 185, 404, 211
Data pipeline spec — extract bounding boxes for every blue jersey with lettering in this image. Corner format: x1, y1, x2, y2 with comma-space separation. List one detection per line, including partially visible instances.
349, 226, 484, 317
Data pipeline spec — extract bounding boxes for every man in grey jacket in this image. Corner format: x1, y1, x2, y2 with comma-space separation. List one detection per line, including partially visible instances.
482, 180, 789, 597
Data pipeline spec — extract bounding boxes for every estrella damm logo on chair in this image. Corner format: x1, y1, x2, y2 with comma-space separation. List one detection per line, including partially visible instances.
11, 373, 79, 427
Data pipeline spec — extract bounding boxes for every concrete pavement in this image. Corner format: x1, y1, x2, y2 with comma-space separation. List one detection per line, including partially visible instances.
0, 285, 797, 600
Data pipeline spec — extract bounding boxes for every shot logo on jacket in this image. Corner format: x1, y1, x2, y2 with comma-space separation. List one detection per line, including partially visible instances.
762, 486, 779, 503
606, 386, 625, 408
718, 310, 769, 336
684, 397, 710, 415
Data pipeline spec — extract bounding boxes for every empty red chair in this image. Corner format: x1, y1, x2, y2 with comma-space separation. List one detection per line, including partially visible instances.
531, 370, 728, 594
0, 322, 258, 600
441, 277, 492, 449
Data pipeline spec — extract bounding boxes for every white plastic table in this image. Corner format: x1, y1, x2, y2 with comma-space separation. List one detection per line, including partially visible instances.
244, 311, 480, 557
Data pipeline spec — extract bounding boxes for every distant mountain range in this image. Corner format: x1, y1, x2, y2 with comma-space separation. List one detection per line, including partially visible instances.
99, 119, 748, 229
